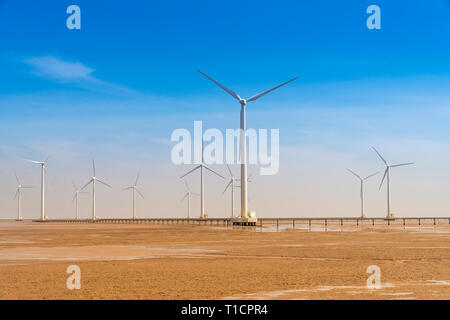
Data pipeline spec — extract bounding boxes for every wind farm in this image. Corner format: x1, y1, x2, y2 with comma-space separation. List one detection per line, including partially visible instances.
1, 72, 449, 302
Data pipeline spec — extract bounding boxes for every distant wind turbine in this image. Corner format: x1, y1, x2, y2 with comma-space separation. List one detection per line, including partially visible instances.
198, 70, 297, 221
81, 159, 111, 220
24, 156, 51, 221
372, 147, 414, 219
14, 173, 32, 221
181, 180, 199, 219
72, 181, 88, 220
180, 142, 224, 219
222, 164, 250, 219
123, 172, 144, 220
347, 169, 378, 218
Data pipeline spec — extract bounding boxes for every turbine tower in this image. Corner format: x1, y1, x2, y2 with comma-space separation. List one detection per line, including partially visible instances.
122, 172, 144, 220
181, 180, 199, 219
24, 156, 50, 221
180, 149, 224, 219
14, 173, 32, 221
81, 159, 111, 221
72, 181, 88, 220
347, 169, 378, 218
372, 147, 414, 219
198, 70, 297, 222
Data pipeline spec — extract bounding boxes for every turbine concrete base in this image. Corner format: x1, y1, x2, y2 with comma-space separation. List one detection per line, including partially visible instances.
232, 217, 258, 226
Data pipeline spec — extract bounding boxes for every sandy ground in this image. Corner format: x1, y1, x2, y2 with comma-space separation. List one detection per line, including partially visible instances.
0, 220, 449, 300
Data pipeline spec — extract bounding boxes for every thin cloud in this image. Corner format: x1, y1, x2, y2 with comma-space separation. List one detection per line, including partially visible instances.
24, 56, 133, 95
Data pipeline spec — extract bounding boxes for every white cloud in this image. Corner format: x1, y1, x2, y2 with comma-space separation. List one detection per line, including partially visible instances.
24, 56, 132, 94
25, 56, 94, 81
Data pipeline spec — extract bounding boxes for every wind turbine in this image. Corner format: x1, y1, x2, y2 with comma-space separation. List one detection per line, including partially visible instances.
72, 181, 88, 220
198, 70, 297, 221
223, 164, 243, 219
81, 159, 111, 221
14, 173, 32, 221
180, 145, 224, 219
181, 180, 199, 219
24, 156, 50, 221
123, 172, 144, 220
347, 169, 378, 218
372, 147, 414, 219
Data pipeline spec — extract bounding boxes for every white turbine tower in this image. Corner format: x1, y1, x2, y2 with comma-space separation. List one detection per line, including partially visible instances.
123, 172, 144, 220
180, 150, 224, 219
198, 70, 297, 223
14, 173, 32, 221
181, 180, 199, 219
24, 156, 50, 221
347, 169, 378, 218
72, 181, 88, 220
81, 159, 111, 221
372, 147, 414, 219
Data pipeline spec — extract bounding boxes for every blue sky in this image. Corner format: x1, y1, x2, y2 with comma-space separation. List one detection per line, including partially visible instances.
0, 1, 449, 219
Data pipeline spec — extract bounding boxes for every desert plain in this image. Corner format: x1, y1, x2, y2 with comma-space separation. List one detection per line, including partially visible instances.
0, 219, 449, 300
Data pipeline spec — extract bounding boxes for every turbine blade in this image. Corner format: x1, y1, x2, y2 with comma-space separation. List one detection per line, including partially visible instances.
22, 186, 33, 189
72, 194, 77, 202
246, 77, 298, 102
136, 188, 144, 199
347, 168, 362, 180
92, 159, 96, 177
44, 154, 52, 163
181, 193, 188, 202
198, 70, 241, 101
23, 159, 42, 165
14, 190, 18, 200
372, 147, 388, 165
80, 179, 93, 191
363, 172, 379, 180
226, 164, 233, 177
97, 178, 112, 188
379, 168, 388, 190
180, 165, 201, 179
122, 187, 133, 191
14, 172, 20, 185
390, 162, 414, 168
135, 172, 140, 186
223, 180, 232, 194
203, 165, 225, 179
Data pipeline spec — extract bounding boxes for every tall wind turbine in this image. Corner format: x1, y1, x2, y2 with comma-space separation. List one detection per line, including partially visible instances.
14, 173, 32, 221
72, 181, 88, 220
24, 156, 50, 221
81, 159, 111, 221
198, 70, 297, 221
347, 169, 378, 218
123, 172, 144, 219
181, 180, 199, 219
180, 151, 224, 219
372, 147, 414, 219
